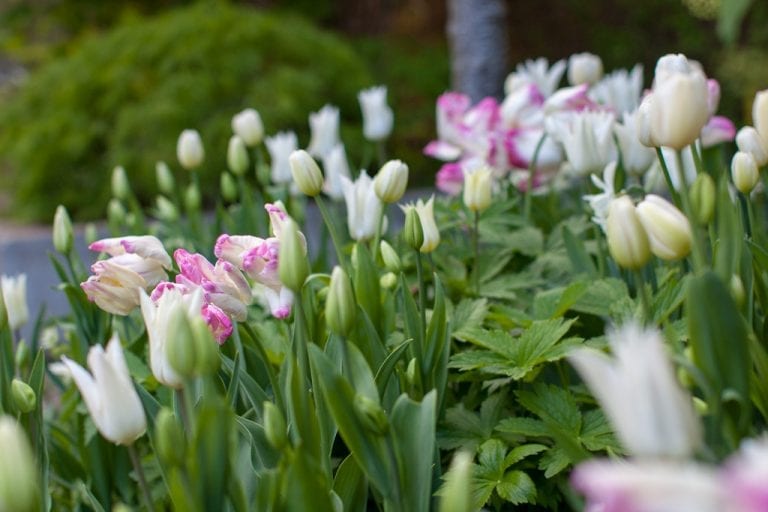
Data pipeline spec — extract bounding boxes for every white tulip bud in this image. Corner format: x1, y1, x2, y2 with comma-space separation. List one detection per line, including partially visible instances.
0, 416, 39, 512
752, 89, 768, 148
176, 129, 205, 170
462, 166, 493, 213
605, 196, 651, 269
111, 166, 131, 200
231, 108, 264, 146
227, 135, 249, 176
289, 150, 324, 197
636, 194, 692, 261
374, 159, 409, 203
568, 52, 603, 86
53, 205, 73, 255
731, 151, 760, 195
1, 274, 29, 331
736, 126, 768, 167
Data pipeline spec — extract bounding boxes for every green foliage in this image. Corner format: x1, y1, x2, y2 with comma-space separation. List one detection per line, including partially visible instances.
0, 3, 371, 220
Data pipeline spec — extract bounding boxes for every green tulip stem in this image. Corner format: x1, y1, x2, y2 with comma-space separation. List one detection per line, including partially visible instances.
241, 322, 285, 414
654, 147, 682, 209
371, 206, 386, 263
524, 132, 548, 222
473, 210, 481, 295
415, 250, 427, 333
633, 269, 652, 325
127, 443, 156, 512
738, 193, 753, 239
174, 388, 192, 435
675, 150, 707, 273
316, 195, 347, 269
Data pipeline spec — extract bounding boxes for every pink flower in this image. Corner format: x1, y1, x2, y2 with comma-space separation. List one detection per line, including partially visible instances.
500, 83, 545, 129
504, 128, 563, 172
722, 436, 768, 512
436, 92, 471, 143
436, 162, 464, 196
544, 83, 598, 114
89, 236, 172, 270
700, 115, 736, 148
202, 303, 233, 344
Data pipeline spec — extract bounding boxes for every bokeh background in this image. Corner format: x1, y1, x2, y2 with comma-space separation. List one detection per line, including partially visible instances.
0, 0, 765, 222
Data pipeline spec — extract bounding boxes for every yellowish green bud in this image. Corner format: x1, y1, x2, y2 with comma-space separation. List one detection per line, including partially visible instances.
263, 401, 288, 450
636, 194, 692, 261
220, 172, 238, 202
107, 198, 127, 225
463, 166, 493, 213
379, 240, 401, 272
406, 357, 417, 386
84, 223, 99, 246
403, 207, 424, 251
191, 317, 220, 376
0, 416, 39, 512
278, 218, 309, 292
154, 408, 185, 467
380, 272, 397, 289
730, 274, 746, 308
155, 161, 176, 195
605, 196, 651, 269
373, 159, 409, 203
354, 394, 389, 436
111, 166, 131, 201
184, 183, 201, 212
232, 108, 264, 147
731, 151, 759, 195
155, 196, 179, 222
177, 129, 205, 170
439, 451, 473, 512
227, 135, 250, 176
289, 149, 324, 197
689, 173, 715, 225
53, 205, 73, 254
325, 266, 356, 337
11, 379, 36, 414
165, 306, 196, 379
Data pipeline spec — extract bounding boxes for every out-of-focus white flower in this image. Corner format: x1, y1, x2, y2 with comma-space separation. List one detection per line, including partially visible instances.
636, 194, 692, 261
543, 84, 597, 114
547, 111, 617, 176
572, 459, 724, 512
590, 64, 644, 115
500, 83, 545, 129
358, 85, 394, 141
568, 322, 702, 458
723, 435, 768, 512
289, 149, 324, 197
568, 52, 603, 86
231, 108, 264, 146
322, 144, 351, 200
177, 129, 205, 170
614, 110, 656, 176
462, 165, 493, 213
732, 151, 760, 195
658, 145, 697, 190
307, 104, 341, 159
583, 161, 617, 231
374, 159, 409, 203
505, 57, 567, 97
227, 135, 249, 176
265, 131, 299, 185
752, 89, 768, 148
0, 415, 40, 511
341, 171, 384, 241
736, 126, 768, 167
1, 274, 29, 331
700, 116, 736, 148
61, 333, 147, 445
504, 128, 563, 174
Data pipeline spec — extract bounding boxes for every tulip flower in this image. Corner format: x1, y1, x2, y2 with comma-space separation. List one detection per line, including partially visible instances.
731, 151, 760, 195
277, 217, 309, 293
543, 84, 596, 114
325, 266, 356, 337
289, 149, 324, 197
752, 89, 768, 148
605, 196, 651, 270
176, 129, 205, 170
53, 205, 74, 255
463, 165, 493, 213
569, 322, 702, 458
547, 110, 617, 176
227, 135, 249, 176
500, 83, 544, 130
505, 57, 566, 98
111, 166, 131, 201
636, 194, 692, 261
736, 126, 768, 167
155, 161, 175, 195
435, 162, 464, 196
583, 162, 617, 231
0, 416, 40, 512
589, 64, 644, 115
374, 159, 409, 203
401, 195, 440, 253
341, 171, 385, 241
1, 274, 29, 331
321, 144, 352, 200
61, 333, 147, 444
614, 110, 655, 176
722, 436, 768, 511
699, 116, 736, 148
306, 104, 341, 159
358, 85, 394, 141
265, 131, 299, 185
231, 108, 264, 146
568, 52, 603, 86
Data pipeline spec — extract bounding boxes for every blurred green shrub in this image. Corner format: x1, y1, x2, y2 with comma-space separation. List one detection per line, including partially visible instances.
0, 2, 371, 221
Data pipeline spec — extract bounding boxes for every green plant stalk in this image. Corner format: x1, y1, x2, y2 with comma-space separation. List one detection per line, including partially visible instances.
316, 195, 347, 269
175, 387, 192, 435
633, 269, 652, 324
655, 147, 682, 209
371, 206, 386, 264
738, 193, 753, 239
674, 150, 707, 273
240, 323, 284, 413
523, 132, 548, 222
127, 443, 156, 512
473, 210, 480, 295
592, 222, 608, 278
415, 250, 427, 336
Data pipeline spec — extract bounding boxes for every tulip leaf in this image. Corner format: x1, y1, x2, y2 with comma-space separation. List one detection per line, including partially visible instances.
562, 225, 598, 278
717, 0, 753, 44
333, 455, 368, 512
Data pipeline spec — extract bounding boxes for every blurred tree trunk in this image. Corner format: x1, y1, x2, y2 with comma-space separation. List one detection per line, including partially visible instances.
446, 0, 509, 102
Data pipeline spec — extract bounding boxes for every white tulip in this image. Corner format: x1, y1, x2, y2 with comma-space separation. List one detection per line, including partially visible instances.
176, 129, 204, 170
306, 104, 340, 159
1, 274, 28, 331
265, 131, 298, 185
358, 85, 394, 141
341, 171, 384, 242
231, 108, 264, 146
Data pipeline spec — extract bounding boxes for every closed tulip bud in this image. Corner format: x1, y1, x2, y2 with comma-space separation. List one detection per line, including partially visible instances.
403, 207, 424, 251
605, 196, 651, 269
636, 194, 692, 261
289, 149, 324, 197
379, 240, 401, 272
191, 316, 220, 376
220, 172, 238, 202
1, 274, 29, 331
107, 198, 127, 225
232, 108, 264, 147
155, 196, 179, 222
736, 126, 768, 167
278, 218, 309, 292
52, 205, 73, 255
730, 274, 746, 308
177, 129, 205, 170
263, 401, 288, 450
154, 408, 185, 467
406, 357, 417, 386
354, 394, 389, 436
184, 183, 201, 212
380, 272, 397, 289
326, 266, 356, 337
690, 173, 715, 225
227, 135, 250, 176
374, 159, 409, 203
155, 161, 176, 195
165, 306, 196, 379
463, 166, 493, 213
84, 223, 98, 246
568, 52, 603, 86
11, 379, 36, 413
753, 89, 768, 148
111, 166, 131, 200
415, 196, 440, 253
0, 416, 39, 512
439, 451, 473, 512
731, 151, 760, 194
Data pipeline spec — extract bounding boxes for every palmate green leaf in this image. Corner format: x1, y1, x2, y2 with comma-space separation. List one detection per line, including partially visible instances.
451, 298, 489, 341
503, 443, 548, 467
495, 417, 549, 438
496, 470, 536, 504
516, 384, 581, 436
539, 446, 571, 478
441, 394, 506, 451
477, 251, 513, 285
449, 319, 581, 380
579, 409, 621, 453
470, 439, 541, 507
481, 271, 545, 301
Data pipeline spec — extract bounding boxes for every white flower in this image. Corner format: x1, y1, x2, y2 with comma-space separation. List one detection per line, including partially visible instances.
265, 131, 298, 185
568, 322, 702, 459
583, 161, 617, 231
1, 274, 28, 331
505, 57, 567, 97
659, 145, 697, 190
373, 159, 409, 203
306, 104, 341, 159
321, 144, 351, 200
567, 52, 603, 86
61, 333, 147, 445
176, 129, 205, 170
614, 109, 656, 176
341, 171, 384, 242
231, 108, 264, 146
358, 85, 394, 141
401, 195, 440, 253
589, 64, 644, 115
547, 111, 617, 176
